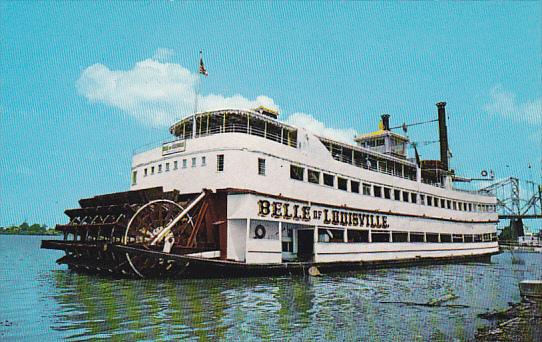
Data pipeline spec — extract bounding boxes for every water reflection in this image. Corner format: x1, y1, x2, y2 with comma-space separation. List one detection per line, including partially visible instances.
50, 272, 321, 341
1, 236, 541, 341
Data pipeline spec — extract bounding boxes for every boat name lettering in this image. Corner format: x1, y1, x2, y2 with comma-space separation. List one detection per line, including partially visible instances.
162, 140, 186, 155
257, 200, 389, 228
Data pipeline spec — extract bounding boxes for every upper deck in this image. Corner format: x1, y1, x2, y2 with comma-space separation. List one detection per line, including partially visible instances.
165, 108, 484, 194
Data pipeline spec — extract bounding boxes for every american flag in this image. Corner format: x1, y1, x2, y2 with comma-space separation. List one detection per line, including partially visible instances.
199, 50, 208, 76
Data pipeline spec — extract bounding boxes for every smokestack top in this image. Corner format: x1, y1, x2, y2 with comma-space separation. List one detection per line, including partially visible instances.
436, 101, 449, 171
381, 114, 390, 131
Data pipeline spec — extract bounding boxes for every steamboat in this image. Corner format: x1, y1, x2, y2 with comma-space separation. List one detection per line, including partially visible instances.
42, 102, 499, 278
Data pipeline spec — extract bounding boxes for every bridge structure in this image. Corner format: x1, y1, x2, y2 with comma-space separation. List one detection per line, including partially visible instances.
479, 177, 542, 239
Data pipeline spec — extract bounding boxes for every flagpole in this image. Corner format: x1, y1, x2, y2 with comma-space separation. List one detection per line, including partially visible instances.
192, 51, 201, 139
193, 50, 208, 139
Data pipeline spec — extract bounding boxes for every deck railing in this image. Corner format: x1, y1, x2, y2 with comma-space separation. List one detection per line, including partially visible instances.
178, 124, 297, 148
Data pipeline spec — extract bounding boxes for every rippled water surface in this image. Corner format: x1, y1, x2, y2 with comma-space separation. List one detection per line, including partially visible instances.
1, 235, 541, 341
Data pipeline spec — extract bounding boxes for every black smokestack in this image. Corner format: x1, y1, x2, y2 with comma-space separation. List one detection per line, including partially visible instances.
381, 114, 390, 131
436, 102, 449, 171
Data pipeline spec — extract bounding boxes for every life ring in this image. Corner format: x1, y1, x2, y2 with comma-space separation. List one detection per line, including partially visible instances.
254, 225, 266, 239
481, 170, 488, 177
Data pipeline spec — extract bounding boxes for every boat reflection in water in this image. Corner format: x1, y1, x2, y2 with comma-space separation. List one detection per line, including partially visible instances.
47, 251, 542, 341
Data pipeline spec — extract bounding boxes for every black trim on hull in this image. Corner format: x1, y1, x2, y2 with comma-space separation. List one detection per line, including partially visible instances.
42, 240, 499, 279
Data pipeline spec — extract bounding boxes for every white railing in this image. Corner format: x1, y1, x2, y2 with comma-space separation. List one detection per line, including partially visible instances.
177, 124, 297, 148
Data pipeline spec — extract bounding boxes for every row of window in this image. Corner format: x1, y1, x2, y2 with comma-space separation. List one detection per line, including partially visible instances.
290, 165, 496, 213
318, 228, 498, 243
142, 156, 208, 177
132, 154, 226, 185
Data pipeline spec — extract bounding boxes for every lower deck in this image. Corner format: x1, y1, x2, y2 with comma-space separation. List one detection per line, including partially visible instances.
226, 191, 499, 265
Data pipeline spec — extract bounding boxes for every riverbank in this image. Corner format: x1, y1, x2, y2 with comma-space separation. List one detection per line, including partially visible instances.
0, 231, 61, 236
476, 298, 542, 341
0, 222, 61, 236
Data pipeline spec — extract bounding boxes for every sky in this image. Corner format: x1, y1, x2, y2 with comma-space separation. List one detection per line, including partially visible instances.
1, 2, 541, 230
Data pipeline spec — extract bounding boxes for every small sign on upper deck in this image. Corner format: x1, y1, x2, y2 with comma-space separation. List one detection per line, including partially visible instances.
162, 140, 186, 155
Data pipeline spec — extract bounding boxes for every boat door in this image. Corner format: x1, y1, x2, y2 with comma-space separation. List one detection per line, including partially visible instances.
297, 229, 314, 261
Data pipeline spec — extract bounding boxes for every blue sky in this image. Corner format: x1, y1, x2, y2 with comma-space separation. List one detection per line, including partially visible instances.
1, 2, 541, 230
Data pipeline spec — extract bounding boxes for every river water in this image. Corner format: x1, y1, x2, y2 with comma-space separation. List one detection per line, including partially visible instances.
0, 235, 540, 341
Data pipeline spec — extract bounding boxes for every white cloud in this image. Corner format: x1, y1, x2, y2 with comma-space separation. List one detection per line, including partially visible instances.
285, 112, 357, 143
76, 49, 279, 127
484, 85, 542, 125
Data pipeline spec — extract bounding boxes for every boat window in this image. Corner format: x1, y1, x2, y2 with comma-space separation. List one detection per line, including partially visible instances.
165, 162, 170, 172
474, 234, 482, 242
402, 191, 409, 202
131, 171, 137, 185
217, 154, 224, 172
348, 229, 369, 242
468, 203, 473, 212
201, 156, 206, 166
323, 173, 334, 186
446, 200, 451, 209
373, 186, 382, 198
191, 157, 196, 167
183, 159, 187, 169
308, 169, 320, 184
158, 164, 162, 173
464, 234, 473, 243
351, 181, 360, 194
318, 228, 344, 243
440, 199, 445, 208
410, 233, 424, 243
290, 165, 305, 181
458, 202, 463, 211
392, 231, 408, 242
426, 233, 439, 243
394, 189, 401, 201
453, 201, 457, 210
420, 194, 425, 205
258, 158, 266, 175
453, 234, 464, 243
434, 198, 440, 207
384, 187, 391, 199
440, 234, 452, 243
338, 177, 348, 191
427, 196, 433, 206
173, 161, 178, 170
371, 231, 390, 243
144, 168, 148, 177
282, 241, 293, 252
363, 183, 372, 196
151, 166, 155, 175
411, 193, 417, 204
